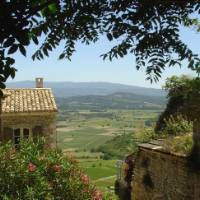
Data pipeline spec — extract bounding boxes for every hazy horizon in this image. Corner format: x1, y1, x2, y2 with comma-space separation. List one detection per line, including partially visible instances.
7, 79, 166, 90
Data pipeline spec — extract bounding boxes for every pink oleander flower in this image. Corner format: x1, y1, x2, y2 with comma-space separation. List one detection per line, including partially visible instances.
52, 164, 61, 172
80, 174, 90, 185
28, 162, 36, 172
92, 189, 103, 200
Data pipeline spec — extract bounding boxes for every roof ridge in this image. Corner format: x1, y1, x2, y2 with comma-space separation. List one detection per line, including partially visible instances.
4, 88, 52, 90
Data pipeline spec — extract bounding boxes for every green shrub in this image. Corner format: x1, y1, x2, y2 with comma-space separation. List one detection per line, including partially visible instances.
162, 115, 192, 135
169, 134, 193, 155
136, 128, 156, 143
0, 139, 103, 200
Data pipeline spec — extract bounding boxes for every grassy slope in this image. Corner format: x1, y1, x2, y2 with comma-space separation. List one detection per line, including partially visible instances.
79, 159, 117, 195
79, 159, 116, 180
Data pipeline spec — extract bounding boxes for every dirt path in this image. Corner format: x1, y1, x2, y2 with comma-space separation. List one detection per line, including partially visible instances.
93, 175, 116, 183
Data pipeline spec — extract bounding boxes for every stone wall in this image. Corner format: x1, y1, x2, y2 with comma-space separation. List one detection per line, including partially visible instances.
0, 113, 57, 148
132, 143, 200, 200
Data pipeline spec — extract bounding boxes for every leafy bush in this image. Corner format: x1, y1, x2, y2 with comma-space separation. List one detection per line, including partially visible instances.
169, 134, 193, 155
136, 128, 156, 143
162, 115, 192, 136
0, 139, 103, 200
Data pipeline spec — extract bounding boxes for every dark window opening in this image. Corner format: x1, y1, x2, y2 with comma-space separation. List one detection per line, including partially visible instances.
23, 128, 29, 139
14, 129, 20, 145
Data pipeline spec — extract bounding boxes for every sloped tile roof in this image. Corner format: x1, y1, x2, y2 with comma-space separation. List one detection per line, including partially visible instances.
2, 88, 57, 113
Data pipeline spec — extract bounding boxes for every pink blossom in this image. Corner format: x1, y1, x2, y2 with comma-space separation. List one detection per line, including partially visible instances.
80, 174, 90, 185
92, 189, 103, 200
28, 162, 36, 172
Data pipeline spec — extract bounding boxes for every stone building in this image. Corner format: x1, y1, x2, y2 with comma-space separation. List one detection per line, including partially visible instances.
115, 140, 200, 200
131, 142, 200, 200
0, 78, 57, 147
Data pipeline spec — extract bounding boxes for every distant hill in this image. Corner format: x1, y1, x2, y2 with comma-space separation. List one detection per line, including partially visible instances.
56, 92, 166, 110
6, 81, 166, 97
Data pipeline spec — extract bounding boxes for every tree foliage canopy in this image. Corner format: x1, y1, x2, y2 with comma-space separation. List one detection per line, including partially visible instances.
155, 75, 200, 133
0, 0, 200, 90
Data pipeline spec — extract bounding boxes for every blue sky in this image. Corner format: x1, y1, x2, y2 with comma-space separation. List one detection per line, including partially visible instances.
9, 26, 199, 89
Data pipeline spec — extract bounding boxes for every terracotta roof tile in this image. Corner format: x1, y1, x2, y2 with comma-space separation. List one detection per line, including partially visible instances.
2, 88, 57, 113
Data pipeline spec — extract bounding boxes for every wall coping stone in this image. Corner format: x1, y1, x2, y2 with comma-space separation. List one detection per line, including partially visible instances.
138, 141, 187, 158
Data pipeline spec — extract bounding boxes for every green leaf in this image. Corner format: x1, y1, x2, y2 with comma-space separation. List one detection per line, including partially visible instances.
48, 3, 57, 14
8, 44, 18, 54
19, 45, 26, 56
107, 33, 113, 41
59, 53, 65, 60
0, 82, 6, 89
32, 37, 39, 45
3, 37, 15, 48
43, 47, 49, 56
39, 51, 44, 59
101, 54, 107, 60
10, 68, 16, 79
7, 57, 15, 65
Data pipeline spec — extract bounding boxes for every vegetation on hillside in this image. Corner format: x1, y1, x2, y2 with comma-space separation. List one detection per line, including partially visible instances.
158, 114, 193, 136
96, 129, 155, 160
155, 75, 194, 133
96, 133, 137, 160
56, 92, 166, 111
155, 75, 200, 165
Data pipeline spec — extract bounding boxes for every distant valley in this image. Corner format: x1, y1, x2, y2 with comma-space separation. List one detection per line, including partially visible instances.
7, 81, 166, 110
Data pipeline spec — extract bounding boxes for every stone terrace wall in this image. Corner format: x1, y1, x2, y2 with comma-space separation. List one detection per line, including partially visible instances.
132, 143, 200, 200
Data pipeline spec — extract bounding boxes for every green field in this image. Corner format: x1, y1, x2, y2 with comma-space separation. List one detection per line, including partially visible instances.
56, 109, 161, 197
57, 127, 114, 151
57, 110, 160, 148
79, 159, 116, 180
79, 159, 117, 195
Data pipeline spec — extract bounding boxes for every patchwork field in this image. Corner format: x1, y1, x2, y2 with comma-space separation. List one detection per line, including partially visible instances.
56, 109, 161, 196
57, 127, 114, 152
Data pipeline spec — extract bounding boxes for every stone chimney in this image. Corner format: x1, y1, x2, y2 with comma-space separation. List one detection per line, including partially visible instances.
36, 78, 43, 88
